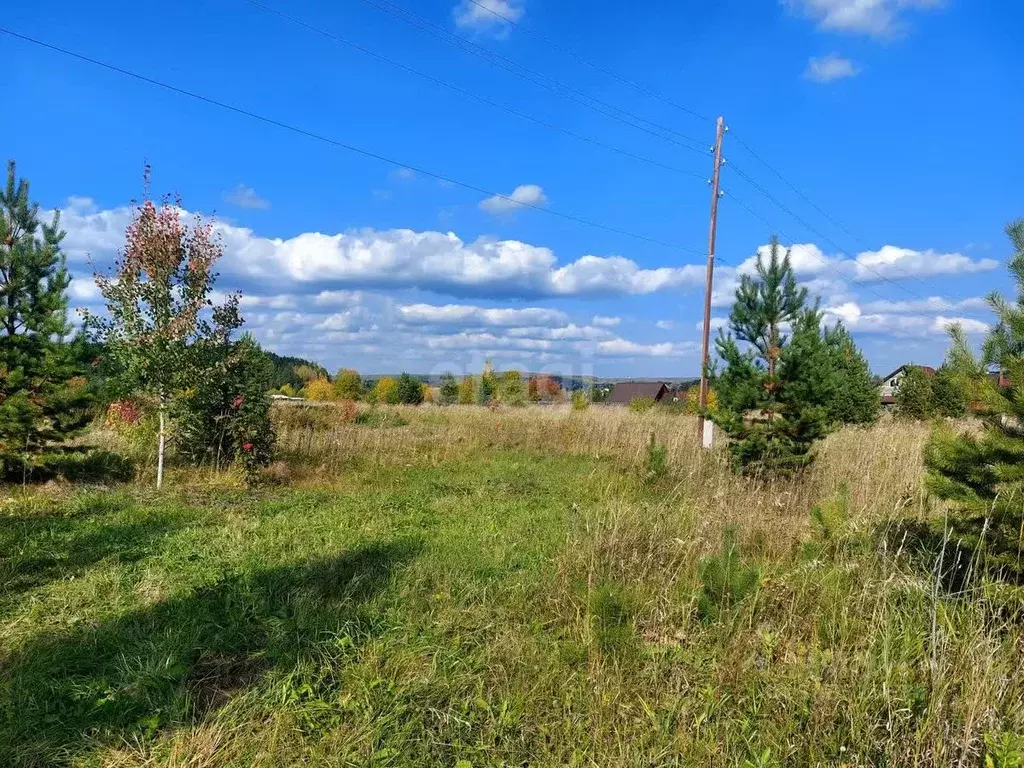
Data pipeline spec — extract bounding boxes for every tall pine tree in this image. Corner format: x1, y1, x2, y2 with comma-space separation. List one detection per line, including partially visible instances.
714, 238, 829, 475
926, 220, 1024, 549
0, 161, 91, 478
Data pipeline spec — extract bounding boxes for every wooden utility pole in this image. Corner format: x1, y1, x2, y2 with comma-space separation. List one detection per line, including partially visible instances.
697, 116, 725, 448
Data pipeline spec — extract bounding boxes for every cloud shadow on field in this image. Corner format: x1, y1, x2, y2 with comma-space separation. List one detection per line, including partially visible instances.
0, 538, 423, 766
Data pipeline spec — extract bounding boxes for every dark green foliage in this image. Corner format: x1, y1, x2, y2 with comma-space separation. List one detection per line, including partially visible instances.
173, 335, 276, 485
822, 324, 880, 425
498, 370, 526, 406
0, 161, 92, 479
895, 365, 934, 420
713, 239, 829, 475
644, 433, 668, 483
476, 373, 495, 405
925, 220, 1024, 581
264, 351, 327, 391
931, 365, 967, 417
353, 409, 409, 427
438, 373, 458, 405
697, 528, 760, 624
589, 585, 635, 654
396, 373, 425, 405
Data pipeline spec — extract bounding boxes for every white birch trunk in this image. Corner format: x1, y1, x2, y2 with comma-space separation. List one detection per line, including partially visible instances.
157, 401, 166, 490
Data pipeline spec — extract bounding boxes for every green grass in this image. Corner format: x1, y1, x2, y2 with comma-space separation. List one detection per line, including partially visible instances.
2, 445, 1024, 766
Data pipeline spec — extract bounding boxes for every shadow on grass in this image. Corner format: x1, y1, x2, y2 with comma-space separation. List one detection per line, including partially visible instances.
1, 450, 135, 485
0, 538, 423, 767
0, 513, 186, 599
886, 515, 1024, 594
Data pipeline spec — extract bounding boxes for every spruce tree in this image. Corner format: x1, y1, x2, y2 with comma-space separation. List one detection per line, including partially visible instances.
0, 161, 91, 478
926, 220, 1024, 573
714, 238, 829, 475
823, 324, 880, 425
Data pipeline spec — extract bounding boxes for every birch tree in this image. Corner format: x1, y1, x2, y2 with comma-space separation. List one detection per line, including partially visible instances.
86, 184, 239, 488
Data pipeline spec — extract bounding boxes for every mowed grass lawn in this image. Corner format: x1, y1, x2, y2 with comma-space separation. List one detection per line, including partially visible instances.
3, 409, 1024, 767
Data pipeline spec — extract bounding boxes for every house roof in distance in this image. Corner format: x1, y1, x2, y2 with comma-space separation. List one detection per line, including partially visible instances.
608, 381, 669, 404
880, 364, 936, 382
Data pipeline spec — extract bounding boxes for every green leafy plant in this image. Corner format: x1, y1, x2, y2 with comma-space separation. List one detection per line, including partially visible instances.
697, 528, 760, 624
497, 370, 526, 406
590, 584, 635, 655
571, 390, 590, 411
628, 396, 656, 414
984, 731, 1024, 768
644, 433, 668, 483
173, 334, 275, 486
332, 368, 362, 401
457, 375, 476, 405
822, 324, 879, 425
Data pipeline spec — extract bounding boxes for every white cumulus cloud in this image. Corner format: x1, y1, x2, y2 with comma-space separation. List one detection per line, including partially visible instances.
224, 184, 270, 210
454, 0, 523, 33
782, 0, 943, 37
805, 54, 860, 82
591, 315, 621, 328
56, 198, 708, 299
850, 245, 998, 282
596, 339, 694, 357
479, 184, 547, 215
398, 303, 568, 327
741, 242, 997, 284
823, 301, 990, 338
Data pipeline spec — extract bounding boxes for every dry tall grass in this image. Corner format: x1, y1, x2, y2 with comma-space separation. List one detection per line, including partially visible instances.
274, 402, 933, 554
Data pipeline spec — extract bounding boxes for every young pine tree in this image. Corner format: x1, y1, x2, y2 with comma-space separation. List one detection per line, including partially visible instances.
438, 372, 459, 405
926, 220, 1024, 571
395, 373, 424, 405
931, 365, 967, 418
0, 161, 92, 478
894, 365, 934, 420
714, 238, 829, 475
822, 323, 880, 425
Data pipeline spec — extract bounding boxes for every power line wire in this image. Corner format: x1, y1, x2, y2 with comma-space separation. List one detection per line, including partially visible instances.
726, 161, 929, 298
240, 0, 706, 181
460, 0, 946, 301
356, 0, 710, 155
462, 0, 715, 125
0, 27, 705, 255
724, 190, 925, 306
729, 133, 965, 301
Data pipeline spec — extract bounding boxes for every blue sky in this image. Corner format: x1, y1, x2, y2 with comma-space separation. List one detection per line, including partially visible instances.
3, 0, 1022, 377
